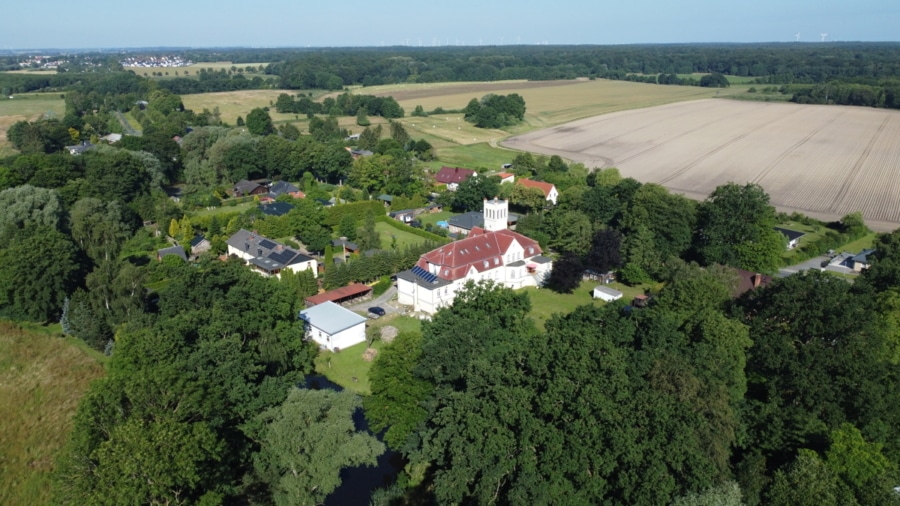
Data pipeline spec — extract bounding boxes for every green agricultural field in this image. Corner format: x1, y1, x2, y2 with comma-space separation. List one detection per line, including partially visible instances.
125, 61, 270, 80
181, 89, 335, 126
0, 322, 105, 506
0, 93, 66, 157
422, 142, 517, 171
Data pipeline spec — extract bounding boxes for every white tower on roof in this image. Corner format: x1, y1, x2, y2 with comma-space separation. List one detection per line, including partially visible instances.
483, 197, 508, 232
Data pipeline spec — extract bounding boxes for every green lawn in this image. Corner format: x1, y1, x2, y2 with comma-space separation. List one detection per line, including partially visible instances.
840, 233, 877, 254
417, 210, 453, 228
314, 315, 422, 395
522, 280, 653, 330
189, 201, 255, 218
778, 221, 827, 262
426, 142, 516, 172
375, 222, 428, 249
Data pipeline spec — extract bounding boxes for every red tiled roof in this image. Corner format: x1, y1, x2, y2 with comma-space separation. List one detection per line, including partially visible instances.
497, 172, 515, 179
517, 178, 556, 197
435, 166, 476, 184
305, 283, 372, 306
416, 228, 542, 281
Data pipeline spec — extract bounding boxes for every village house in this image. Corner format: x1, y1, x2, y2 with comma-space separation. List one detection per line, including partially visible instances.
267, 181, 304, 200
435, 166, 477, 191
298, 301, 367, 352
226, 229, 317, 278
232, 180, 268, 198
398, 198, 552, 314
774, 227, 805, 249
517, 178, 559, 205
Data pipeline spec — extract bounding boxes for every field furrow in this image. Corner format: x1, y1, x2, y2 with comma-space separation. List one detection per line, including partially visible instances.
506, 100, 900, 229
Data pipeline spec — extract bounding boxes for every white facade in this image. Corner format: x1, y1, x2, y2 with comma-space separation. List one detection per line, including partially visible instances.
483, 198, 508, 232
397, 199, 552, 315
592, 286, 623, 302
299, 301, 368, 352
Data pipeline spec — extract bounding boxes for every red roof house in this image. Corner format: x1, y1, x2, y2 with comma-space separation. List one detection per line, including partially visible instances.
435, 166, 477, 186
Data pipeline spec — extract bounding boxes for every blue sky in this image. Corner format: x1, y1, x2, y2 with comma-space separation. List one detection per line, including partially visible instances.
3, 0, 898, 49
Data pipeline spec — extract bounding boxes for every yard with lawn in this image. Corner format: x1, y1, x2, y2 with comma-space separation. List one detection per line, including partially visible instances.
314, 314, 423, 395
523, 280, 656, 330
375, 221, 429, 249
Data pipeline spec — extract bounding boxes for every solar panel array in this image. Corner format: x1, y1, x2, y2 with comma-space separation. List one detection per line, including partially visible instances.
411, 265, 439, 284
268, 249, 297, 266
259, 239, 277, 250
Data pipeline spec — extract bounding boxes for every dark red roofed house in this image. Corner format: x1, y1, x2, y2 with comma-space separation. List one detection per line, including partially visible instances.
397, 198, 552, 314
435, 166, 477, 191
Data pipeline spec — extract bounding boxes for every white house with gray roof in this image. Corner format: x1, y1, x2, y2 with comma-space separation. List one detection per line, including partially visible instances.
298, 301, 367, 352
226, 229, 317, 278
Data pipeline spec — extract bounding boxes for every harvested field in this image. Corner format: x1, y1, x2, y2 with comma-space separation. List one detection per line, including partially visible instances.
505, 99, 900, 231
0, 94, 66, 157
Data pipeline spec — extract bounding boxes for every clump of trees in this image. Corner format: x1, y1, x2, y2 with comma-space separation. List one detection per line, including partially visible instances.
463, 93, 526, 128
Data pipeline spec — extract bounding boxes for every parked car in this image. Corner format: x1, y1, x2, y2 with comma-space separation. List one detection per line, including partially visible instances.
368, 306, 386, 317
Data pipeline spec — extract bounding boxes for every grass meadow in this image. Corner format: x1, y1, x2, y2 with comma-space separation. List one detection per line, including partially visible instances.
0, 94, 66, 157
125, 61, 270, 80
0, 322, 105, 506
314, 315, 423, 394
523, 280, 654, 330
374, 222, 428, 249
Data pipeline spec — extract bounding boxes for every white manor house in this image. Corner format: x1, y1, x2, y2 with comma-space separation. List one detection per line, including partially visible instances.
398, 198, 552, 314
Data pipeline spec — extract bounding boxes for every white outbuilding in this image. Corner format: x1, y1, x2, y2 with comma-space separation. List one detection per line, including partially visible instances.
298, 301, 367, 352
592, 286, 624, 302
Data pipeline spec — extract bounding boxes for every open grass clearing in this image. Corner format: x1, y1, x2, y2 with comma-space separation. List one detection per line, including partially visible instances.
506, 99, 900, 230
840, 232, 878, 254
416, 210, 453, 228
0, 322, 105, 506
522, 280, 653, 330
375, 222, 427, 249
421, 142, 516, 171
181, 89, 323, 125
314, 315, 422, 395
0, 94, 66, 157
314, 339, 383, 395
126, 61, 270, 80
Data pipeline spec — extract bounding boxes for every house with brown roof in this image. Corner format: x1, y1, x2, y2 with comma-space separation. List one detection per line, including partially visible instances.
397, 198, 552, 314
232, 180, 268, 198
733, 269, 774, 297
435, 166, 477, 191
517, 178, 559, 205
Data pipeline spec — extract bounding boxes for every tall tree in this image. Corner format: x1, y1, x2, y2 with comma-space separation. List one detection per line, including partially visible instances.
0, 226, 81, 322
693, 183, 784, 272
365, 331, 433, 450
253, 388, 385, 506
246, 107, 276, 136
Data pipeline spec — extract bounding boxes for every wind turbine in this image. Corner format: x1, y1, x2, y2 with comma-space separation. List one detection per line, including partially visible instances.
820, 33, 828, 42
795, 33, 800, 42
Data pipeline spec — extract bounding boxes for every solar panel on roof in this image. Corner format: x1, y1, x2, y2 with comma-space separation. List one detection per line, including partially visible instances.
259, 239, 277, 249
268, 249, 295, 265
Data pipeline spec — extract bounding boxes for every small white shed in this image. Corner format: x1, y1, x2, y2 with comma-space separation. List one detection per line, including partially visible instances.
592, 286, 623, 302
299, 301, 367, 352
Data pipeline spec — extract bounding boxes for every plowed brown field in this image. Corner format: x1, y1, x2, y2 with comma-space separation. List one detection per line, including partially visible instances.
504, 100, 900, 230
